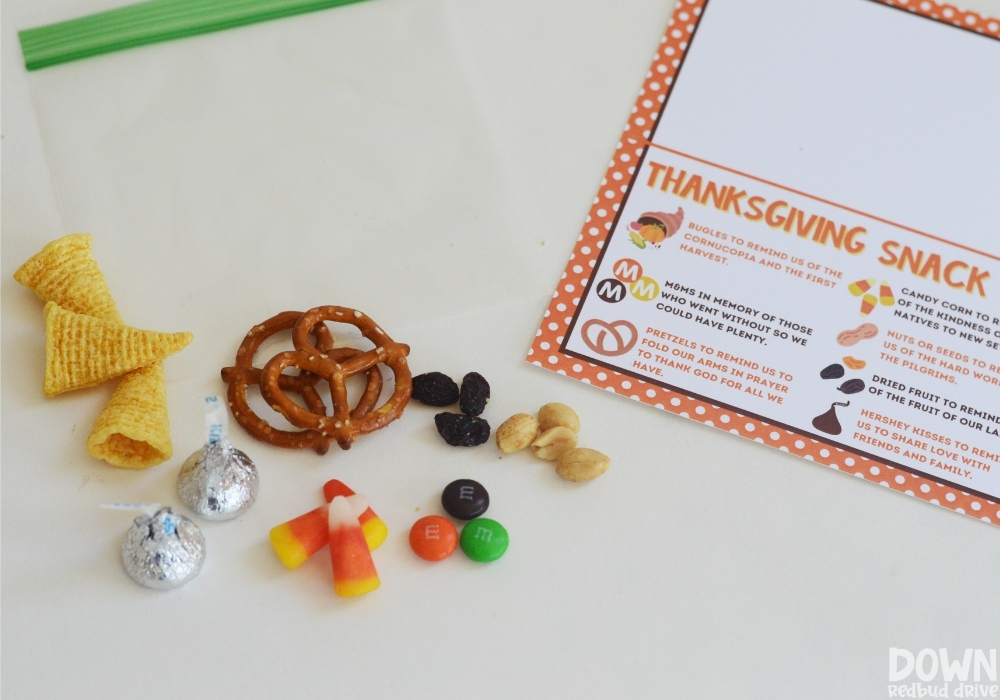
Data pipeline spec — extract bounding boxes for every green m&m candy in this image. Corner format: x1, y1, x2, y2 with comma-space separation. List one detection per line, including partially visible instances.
460, 518, 508, 562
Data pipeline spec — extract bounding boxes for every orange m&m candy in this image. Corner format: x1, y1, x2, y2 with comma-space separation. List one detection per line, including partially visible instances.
409, 515, 458, 562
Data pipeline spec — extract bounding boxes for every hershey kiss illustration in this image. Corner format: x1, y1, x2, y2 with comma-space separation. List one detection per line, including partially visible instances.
812, 401, 850, 436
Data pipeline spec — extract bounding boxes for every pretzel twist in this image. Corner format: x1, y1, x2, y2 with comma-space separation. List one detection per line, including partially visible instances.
221, 311, 382, 454
221, 307, 410, 454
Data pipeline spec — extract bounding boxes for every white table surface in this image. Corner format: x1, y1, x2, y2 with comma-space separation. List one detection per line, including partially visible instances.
3, 1, 998, 698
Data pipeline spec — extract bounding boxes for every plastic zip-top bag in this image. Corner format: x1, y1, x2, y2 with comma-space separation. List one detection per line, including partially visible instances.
14, 0, 557, 338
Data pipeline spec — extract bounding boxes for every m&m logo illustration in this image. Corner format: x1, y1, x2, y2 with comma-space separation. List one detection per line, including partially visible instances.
612, 258, 642, 283
629, 276, 659, 302
595, 278, 626, 304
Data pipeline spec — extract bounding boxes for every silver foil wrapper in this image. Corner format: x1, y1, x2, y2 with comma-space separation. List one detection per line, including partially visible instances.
177, 440, 259, 520
122, 508, 205, 590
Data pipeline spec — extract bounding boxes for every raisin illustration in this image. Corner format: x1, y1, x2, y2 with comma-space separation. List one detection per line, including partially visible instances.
837, 379, 866, 395
434, 413, 491, 447
412, 372, 460, 406
820, 363, 845, 380
459, 372, 490, 416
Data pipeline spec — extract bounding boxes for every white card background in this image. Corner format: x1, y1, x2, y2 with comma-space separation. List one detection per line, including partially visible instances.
655, 0, 1000, 251
562, 0, 1000, 497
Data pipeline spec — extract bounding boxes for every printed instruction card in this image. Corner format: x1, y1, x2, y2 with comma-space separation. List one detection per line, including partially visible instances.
531, 0, 1000, 523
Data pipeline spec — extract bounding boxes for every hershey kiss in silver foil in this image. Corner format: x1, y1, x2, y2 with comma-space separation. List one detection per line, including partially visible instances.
178, 396, 259, 520
119, 506, 206, 590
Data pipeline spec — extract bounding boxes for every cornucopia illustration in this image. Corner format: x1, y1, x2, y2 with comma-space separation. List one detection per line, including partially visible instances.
627, 207, 684, 249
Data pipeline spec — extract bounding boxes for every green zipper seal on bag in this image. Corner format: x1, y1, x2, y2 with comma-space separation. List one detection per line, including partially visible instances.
19, 0, 372, 71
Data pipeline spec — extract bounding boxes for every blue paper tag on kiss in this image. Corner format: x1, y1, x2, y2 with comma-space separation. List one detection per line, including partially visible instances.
204, 396, 227, 446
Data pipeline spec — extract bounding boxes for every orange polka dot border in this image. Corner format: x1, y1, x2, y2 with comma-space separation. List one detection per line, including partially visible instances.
527, 0, 999, 527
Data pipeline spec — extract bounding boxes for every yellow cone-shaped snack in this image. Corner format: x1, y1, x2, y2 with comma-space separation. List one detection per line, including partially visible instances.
16, 235, 190, 468
91, 363, 179, 468
44, 302, 192, 396
86, 361, 173, 468
14, 234, 122, 324
92, 370, 175, 468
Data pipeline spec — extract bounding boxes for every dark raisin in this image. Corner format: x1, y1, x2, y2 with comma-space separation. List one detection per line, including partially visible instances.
820, 363, 845, 380
412, 372, 460, 406
459, 372, 490, 416
837, 379, 865, 394
434, 413, 491, 447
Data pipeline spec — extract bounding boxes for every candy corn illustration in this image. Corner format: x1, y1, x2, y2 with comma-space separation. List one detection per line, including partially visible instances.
847, 278, 874, 297
324, 479, 388, 551
879, 281, 895, 306
269, 493, 371, 569
859, 293, 878, 317
849, 278, 893, 316
328, 496, 380, 597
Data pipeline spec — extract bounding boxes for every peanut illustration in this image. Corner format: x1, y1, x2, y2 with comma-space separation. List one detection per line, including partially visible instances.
836, 323, 878, 347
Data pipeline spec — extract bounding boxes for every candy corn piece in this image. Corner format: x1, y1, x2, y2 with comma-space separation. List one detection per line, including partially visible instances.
859, 293, 878, 317
879, 281, 895, 307
328, 496, 380, 597
324, 479, 388, 551
270, 507, 328, 569
269, 494, 369, 569
847, 278, 875, 297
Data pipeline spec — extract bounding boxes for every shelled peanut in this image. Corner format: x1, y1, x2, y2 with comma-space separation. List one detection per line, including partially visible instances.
495, 413, 538, 454
495, 403, 610, 482
555, 448, 611, 482
531, 426, 577, 460
537, 403, 580, 433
